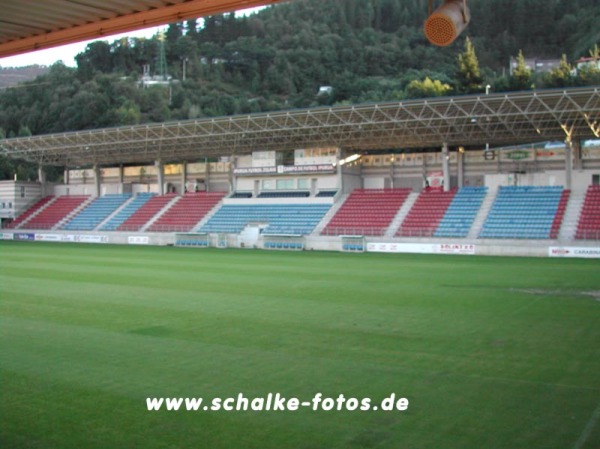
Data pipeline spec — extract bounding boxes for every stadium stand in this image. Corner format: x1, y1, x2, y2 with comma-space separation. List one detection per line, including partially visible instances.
322, 188, 411, 236
397, 189, 457, 237
434, 187, 488, 238
201, 204, 331, 235
148, 192, 225, 232
100, 192, 154, 231
5, 196, 54, 228
117, 193, 176, 231
62, 194, 131, 231
479, 186, 564, 239
575, 185, 600, 240
24, 195, 89, 230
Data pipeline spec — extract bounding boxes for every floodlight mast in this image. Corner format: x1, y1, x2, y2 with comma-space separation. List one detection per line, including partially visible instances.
424, 0, 471, 47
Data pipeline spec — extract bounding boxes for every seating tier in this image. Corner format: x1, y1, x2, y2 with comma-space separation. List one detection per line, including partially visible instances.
148, 192, 225, 232
479, 186, 563, 239
201, 204, 331, 235
398, 189, 457, 237
575, 185, 600, 240
322, 188, 411, 236
63, 194, 131, 230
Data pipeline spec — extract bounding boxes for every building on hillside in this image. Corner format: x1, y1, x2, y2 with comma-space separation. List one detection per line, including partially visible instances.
509, 57, 560, 75
575, 56, 600, 72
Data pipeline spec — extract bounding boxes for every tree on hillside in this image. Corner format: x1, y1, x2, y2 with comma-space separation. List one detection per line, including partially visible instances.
548, 54, 573, 87
510, 50, 532, 90
456, 37, 483, 94
406, 77, 452, 99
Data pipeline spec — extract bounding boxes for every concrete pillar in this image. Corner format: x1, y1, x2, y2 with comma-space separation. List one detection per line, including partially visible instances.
38, 165, 46, 196
119, 165, 124, 184
565, 139, 573, 191
181, 162, 187, 193
37, 165, 45, 184
227, 159, 234, 194
155, 160, 164, 195
573, 140, 582, 171
63, 168, 70, 185
457, 149, 464, 188
205, 159, 210, 192
442, 143, 450, 192
336, 148, 343, 192
93, 164, 101, 197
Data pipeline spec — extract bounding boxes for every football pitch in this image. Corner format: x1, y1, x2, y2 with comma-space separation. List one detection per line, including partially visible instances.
1, 241, 599, 449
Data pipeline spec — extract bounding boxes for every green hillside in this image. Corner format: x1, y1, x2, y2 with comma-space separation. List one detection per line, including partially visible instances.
0, 0, 598, 142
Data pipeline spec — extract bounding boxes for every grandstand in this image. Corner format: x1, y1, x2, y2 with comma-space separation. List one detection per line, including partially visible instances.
1, 138, 599, 257
0, 88, 598, 258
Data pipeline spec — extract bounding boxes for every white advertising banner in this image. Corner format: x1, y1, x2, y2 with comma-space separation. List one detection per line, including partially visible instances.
0, 232, 13, 240
437, 243, 477, 255
35, 234, 62, 242
128, 236, 150, 245
367, 243, 436, 254
34, 234, 76, 242
367, 242, 476, 255
76, 235, 109, 244
548, 247, 600, 259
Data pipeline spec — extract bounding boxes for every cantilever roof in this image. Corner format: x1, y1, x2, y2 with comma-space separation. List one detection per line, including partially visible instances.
0, 0, 284, 58
1, 87, 599, 167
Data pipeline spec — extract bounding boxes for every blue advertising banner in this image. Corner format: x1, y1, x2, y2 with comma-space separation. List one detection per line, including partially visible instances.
13, 233, 35, 241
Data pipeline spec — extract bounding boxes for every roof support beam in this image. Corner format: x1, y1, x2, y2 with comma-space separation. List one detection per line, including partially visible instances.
0, 0, 284, 58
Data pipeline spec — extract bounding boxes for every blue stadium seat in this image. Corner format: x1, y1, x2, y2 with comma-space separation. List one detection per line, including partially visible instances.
100, 193, 155, 231
434, 186, 487, 238
200, 204, 331, 235
63, 194, 131, 230
479, 186, 563, 239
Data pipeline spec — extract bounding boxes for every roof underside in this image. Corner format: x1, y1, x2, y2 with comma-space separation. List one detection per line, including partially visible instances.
0, 0, 283, 58
1, 87, 599, 167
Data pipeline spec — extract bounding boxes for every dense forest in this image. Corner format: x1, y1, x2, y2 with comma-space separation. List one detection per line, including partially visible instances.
0, 0, 599, 179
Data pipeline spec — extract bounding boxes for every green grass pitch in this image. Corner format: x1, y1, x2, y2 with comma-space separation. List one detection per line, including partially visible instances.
1, 241, 599, 449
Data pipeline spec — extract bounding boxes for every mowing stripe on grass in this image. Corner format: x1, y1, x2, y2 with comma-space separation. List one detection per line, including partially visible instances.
575, 400, 600, 449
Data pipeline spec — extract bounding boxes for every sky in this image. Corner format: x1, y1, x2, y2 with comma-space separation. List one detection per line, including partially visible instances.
0, 28, 163, 68
0, 6, 265, 69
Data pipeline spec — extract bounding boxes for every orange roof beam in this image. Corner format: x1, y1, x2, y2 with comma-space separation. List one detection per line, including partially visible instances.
0, 0, 285, 59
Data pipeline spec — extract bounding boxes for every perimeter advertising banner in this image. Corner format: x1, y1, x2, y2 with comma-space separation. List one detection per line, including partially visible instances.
35, 234, 76, 242
13, 233, 35, 241
548, 247, 600, 259
367, 243, 476, 255
76, 235, 109, 244
128, 236, 149, 245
